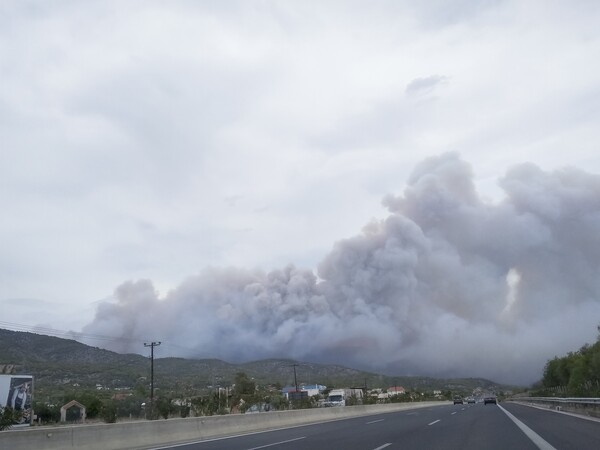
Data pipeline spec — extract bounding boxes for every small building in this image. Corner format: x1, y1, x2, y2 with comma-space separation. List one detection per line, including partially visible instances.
388, 386, 406, 395
60, 400, 86, 423
281, 384, 326, 399
300, 384, 327, 397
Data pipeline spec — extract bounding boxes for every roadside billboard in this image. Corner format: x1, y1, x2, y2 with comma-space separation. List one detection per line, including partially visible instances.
0, 375, 33, 426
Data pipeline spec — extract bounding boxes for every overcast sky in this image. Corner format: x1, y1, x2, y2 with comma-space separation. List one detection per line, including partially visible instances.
2, 1, 600, 385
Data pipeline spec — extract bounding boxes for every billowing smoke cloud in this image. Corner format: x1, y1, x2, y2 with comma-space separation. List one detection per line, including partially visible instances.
83, 153, 600, 385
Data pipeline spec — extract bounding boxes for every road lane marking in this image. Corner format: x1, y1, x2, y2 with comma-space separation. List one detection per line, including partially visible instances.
246, 436, 306, 450
372, 444, 392, 450
497, 404, 557, 450
367, 419, 385, 424
428, 419, 441, 425
451, 411, 457, 415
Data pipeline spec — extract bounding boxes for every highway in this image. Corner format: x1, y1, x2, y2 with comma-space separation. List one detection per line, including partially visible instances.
150, 402, 600, 450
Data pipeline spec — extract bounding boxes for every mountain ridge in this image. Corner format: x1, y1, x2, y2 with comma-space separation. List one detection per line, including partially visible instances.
0, 328, 514, 394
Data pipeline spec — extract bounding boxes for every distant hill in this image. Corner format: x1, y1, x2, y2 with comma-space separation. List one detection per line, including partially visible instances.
0, 328, 512, 395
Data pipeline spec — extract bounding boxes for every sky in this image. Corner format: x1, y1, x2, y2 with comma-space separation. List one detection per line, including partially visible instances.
1, 1, 600, 385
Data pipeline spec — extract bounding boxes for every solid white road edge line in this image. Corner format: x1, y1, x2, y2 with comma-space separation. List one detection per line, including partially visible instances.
497, 404, 557, 450
510, 401, 600, 423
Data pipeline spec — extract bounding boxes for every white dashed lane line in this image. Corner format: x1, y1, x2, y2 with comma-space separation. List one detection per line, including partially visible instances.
366, 419, 385, 424
372, 444, 392, 450
246, 437, 306, 450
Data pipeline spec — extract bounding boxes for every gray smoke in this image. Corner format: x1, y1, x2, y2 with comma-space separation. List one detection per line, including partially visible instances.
82, 153, 600, 385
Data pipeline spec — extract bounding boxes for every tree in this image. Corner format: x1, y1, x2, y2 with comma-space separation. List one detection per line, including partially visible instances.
156, 396, 174, 419
346, 393, 359, 406
362, 393, 378, 405
0, 406, 23, 431
541, 325, 600, 396
233, 372, 258, 412
33, 402, 60, 424
267, 392, 288, 411
101, 401, 117, 423
71, 391, 104, 419
234, 372, 256, 397
115, 394, 144, 419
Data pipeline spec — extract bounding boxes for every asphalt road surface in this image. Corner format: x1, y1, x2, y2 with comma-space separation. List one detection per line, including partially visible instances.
150, 402, 600, 450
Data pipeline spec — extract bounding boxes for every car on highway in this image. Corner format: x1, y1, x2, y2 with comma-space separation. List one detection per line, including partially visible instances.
483, 395, 497, 405
453, 396, 463, 405
466, 397, 476, 404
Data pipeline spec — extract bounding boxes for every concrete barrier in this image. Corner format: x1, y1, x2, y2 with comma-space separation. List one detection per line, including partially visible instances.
0, 402, 445, 450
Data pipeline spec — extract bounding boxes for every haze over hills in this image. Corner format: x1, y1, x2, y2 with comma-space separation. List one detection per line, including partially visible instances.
0, 328, 512, 395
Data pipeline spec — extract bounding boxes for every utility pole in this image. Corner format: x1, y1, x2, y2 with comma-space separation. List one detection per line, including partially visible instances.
292, 364, 299, 392
144, 341, 161, 419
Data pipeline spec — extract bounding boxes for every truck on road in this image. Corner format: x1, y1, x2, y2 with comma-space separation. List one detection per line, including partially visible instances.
325, 389, 348, 407
325, 388, 363, 407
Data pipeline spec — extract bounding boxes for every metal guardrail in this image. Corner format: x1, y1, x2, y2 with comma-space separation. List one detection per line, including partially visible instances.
509, 397, 600, 419
524, 397, 600, 405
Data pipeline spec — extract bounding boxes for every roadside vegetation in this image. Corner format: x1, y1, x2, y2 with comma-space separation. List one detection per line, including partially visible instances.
26, 371, 490, 426
0, 406, 23, 430
536, 326, 600, 397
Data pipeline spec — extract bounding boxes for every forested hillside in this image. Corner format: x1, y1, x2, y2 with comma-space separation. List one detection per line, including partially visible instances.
0, 328, 511, 395
541, 327, 600, 396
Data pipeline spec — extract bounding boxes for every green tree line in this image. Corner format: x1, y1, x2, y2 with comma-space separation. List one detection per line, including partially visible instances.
541, 326, 600, 396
